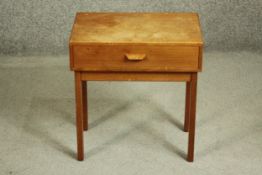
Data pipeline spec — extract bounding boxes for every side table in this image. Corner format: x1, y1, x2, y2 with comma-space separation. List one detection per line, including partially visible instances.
69, 12, 203, 162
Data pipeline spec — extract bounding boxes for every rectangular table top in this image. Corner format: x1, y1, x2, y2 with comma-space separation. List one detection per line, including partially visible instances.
69, 12, 203, 46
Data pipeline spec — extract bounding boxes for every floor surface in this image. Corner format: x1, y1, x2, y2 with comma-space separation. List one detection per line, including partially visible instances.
0, 51, 262, 175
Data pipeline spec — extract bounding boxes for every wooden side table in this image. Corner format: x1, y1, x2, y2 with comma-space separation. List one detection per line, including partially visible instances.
69, 12, 203, 162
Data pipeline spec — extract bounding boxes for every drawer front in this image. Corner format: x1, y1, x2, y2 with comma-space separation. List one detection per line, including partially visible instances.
71, 45, 200, 72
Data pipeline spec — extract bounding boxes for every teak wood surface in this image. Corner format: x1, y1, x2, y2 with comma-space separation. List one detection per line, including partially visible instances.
69, 12, 203, 162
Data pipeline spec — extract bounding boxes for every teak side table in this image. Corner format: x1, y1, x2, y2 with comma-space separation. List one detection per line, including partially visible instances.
69, 12, 203, 162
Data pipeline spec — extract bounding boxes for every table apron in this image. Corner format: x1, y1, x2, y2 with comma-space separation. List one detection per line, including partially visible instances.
79, 71, 192, 82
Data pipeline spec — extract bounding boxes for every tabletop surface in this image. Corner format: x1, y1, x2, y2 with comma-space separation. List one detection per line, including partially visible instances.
70, 12, 203, 45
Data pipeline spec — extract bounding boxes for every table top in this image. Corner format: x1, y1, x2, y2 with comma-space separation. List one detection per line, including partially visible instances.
69, 12, 203, 46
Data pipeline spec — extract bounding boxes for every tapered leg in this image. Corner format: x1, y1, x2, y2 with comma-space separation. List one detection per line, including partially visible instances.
187, 73, 197, 162
75, 72, 84, 161
82, 81, 88, 131
184, 82, 191, 132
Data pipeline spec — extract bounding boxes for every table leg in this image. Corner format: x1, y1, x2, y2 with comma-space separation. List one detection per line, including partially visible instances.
82, 81, 88, 131
75, 72, 84, 161
184, 82, 191, 132
187, 73, 197, 162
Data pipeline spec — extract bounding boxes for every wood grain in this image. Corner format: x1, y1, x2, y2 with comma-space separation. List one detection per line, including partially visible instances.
187, 73, 197, 162
69, 12, 203, 162
198, 46, 203, 71
184, 82, 191, 132
125, 53, 146, 61
75, 72, 84, 161
69, 12, 203, 45
81, 72, 191, 82
82, 81, 88, 131
72, 45, 200, 72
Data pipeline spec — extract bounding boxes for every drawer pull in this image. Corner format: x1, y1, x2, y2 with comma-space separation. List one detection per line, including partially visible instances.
125, 53, 146, 61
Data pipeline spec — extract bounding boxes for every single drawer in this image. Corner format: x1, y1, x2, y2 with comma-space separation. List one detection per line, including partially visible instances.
70, 44, 201, 72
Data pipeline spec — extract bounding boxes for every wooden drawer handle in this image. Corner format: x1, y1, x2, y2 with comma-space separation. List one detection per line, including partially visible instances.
125, 53, 146, 61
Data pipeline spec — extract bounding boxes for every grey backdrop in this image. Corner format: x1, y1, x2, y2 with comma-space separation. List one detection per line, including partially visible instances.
0, 0, 261, 55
